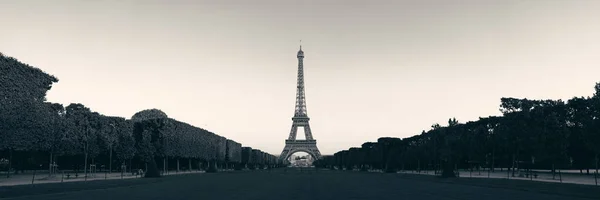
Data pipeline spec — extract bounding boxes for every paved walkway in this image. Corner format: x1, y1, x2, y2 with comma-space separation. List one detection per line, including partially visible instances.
0, 170, 205, 187
398, 169, 599, 186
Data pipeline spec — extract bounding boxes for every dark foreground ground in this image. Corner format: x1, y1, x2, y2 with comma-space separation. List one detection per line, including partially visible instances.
1, 168, 598, 200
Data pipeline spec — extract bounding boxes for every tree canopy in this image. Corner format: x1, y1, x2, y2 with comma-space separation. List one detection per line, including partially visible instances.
316, 82, 600, 177
0, 54, 281, 175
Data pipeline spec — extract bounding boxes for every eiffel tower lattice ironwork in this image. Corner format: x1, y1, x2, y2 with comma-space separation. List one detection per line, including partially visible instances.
279, 44, 322, 162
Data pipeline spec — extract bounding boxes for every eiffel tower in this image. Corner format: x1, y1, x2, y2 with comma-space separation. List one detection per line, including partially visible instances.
278, 44, 322, 162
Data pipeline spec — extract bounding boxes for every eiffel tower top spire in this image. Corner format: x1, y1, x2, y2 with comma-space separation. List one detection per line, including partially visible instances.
294, 43, 307, 117
297, 43, 304, 58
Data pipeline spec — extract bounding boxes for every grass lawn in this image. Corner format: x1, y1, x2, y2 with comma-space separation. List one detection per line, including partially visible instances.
0, 168, 598, 200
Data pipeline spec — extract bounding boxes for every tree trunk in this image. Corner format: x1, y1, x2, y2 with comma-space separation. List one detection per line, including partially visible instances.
511, 154, 516, 177
48, 152, 53, 177
177, 159, 180, 173
128, 159, 132, 174
595, 155, 598, 186
441, 160, 456, 178
455, 163, 458, 177
595, 171, 598, 186
552, 163, 556, 180
402, 163, 405, 172
144, 158, 161, 178
109, 146, 112, 174
54, 155, 58, 175
84, 151, 88, 181
491, 147, 496, 172
558, 168, 562, 182
163, 158, 166, 175
206, 160, 217, 173
6, 148, 12, 178
596, 154, 598, 174
188, 159, 192, 172
469, 164, 472, 178
32, 169, 36, 184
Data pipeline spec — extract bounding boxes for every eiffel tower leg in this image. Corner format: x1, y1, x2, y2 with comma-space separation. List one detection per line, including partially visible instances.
304, 125, 313, 140
288, 124, 298, 140
279, 149, 290, 162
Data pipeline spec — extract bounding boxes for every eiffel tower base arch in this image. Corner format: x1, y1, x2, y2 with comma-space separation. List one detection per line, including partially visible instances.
279, 139, 322, 162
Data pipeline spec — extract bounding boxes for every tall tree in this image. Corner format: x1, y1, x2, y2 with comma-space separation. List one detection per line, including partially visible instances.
65, 103, 94, 178
588, 83, 600, 174
0, 54, 58, 175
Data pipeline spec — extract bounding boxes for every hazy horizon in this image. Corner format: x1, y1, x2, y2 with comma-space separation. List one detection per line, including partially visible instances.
2, 0, 600, 155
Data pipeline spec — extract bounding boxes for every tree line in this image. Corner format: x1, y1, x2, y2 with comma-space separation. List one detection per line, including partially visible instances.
0, 53, 282, 178
315, 83, 600, 179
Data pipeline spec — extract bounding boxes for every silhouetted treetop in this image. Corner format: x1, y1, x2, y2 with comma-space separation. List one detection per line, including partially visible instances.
594, 82, 600, 98
0, 53, 58, 103
131, 109, 169, 122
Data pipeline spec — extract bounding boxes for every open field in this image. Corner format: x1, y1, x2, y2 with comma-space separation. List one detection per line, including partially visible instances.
1, 168, 598, 200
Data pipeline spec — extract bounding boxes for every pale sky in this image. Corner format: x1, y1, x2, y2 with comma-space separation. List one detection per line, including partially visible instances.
2, 0, 600, 155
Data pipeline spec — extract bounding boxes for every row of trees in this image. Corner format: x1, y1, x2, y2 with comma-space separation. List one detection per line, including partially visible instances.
0, 53, 282, 178
315, 83, 600, 179
133, 112, 284, 176
240, 147, 279, 170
